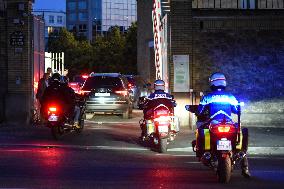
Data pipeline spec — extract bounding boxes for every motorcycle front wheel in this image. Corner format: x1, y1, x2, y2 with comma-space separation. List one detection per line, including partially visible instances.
217, 155, 232, 183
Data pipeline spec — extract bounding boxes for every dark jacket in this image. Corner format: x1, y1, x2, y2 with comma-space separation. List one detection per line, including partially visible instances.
36, 78, 48, 103
41, 82, 76, 117
143, 90, 174, 119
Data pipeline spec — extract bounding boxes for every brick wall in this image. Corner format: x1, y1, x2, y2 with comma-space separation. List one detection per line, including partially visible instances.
0, 15, 7, 122
191, 11, 284, 125
4, 0, 34, 123
170, 0, 193, 127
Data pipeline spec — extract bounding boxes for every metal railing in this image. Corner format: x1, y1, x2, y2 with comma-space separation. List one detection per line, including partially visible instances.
192, 0, 284, 9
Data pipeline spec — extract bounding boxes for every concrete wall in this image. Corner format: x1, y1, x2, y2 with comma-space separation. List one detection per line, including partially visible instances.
137, 0, 155, 83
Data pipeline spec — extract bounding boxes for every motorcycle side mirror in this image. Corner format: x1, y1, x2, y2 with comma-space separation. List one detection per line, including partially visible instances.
185, 105, 198, 114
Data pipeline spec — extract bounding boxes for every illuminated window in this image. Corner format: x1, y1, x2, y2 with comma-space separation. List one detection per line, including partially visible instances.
47, 26, 54, 34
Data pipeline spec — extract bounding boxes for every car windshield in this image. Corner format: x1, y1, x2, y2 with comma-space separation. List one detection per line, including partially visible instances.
82, 76, 123, 90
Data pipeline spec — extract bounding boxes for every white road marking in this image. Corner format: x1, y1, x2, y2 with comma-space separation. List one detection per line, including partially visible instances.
85, 120, 138, 124
1, 143, 284, 155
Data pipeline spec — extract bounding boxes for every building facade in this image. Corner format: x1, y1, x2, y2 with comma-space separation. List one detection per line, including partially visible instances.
32, 10, 66, 49
138, 0, 284, 127
66, 0, 137, 41
0, 0, 45, 124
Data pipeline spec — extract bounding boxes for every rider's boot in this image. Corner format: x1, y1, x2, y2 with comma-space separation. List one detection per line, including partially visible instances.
241, 156, 251, 178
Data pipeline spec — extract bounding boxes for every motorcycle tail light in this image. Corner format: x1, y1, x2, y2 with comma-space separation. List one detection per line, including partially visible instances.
211, 124, 236, 133
49, 107, 57, 112
154, 116, 170, 123
82, 75, 89, 79
217, 126, 231, 133
128, 83, 133, 89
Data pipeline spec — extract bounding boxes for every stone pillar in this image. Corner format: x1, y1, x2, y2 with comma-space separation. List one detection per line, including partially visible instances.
5, 0, 33, 124
137, 0, 155, 83
170, 0, 194, 129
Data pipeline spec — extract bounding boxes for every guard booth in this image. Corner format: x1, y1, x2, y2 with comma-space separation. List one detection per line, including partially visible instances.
45, 52, 65, 75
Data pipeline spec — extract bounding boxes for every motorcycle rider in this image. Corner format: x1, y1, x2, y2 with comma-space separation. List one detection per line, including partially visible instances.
141, 79, 175, 138
187, 72, 251, 178
41, 73, 80, 128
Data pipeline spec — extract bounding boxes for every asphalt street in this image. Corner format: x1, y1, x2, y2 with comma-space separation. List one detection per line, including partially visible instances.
0, 110, 284, 188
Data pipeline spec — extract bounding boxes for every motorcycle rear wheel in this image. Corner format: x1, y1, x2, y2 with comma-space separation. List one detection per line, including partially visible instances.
51, 126, 63, 140
158, 138, 168, 153
217, 155, 232, 183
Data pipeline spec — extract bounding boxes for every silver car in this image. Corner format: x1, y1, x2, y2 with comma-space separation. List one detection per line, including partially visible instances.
82, 73, 132, 119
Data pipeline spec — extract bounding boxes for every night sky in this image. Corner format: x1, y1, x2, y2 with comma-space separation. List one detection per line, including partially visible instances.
33, 0, 66, 11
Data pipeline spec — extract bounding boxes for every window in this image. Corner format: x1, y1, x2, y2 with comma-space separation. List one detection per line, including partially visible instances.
67, 2, 76, 10
79, 24, 87, 32
69, 13, 76, 21
78, 1, 87, 10
47, 26, 54, 34
57, 16, 63, 24
79, 12, 87, 21
68, 24, 75, 30
49, 15, 54, 23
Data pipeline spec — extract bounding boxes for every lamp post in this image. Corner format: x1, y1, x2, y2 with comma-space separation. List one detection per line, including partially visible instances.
93, 17, 97, 39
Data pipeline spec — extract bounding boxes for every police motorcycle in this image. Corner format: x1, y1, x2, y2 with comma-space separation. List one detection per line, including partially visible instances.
139, 97, 179, 153
186, 104, 248, 183
46, 94, 86, 140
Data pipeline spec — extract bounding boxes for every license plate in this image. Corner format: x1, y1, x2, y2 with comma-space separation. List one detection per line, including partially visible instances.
48, 115, 58, 122
95, 93, 110, 97
217, 140, 232, 151
158, 126, 168, 133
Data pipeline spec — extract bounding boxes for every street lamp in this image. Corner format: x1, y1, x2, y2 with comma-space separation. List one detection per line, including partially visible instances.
93, 17, 97, 38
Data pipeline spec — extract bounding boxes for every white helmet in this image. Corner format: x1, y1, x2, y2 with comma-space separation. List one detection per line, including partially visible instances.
209, 72, 227, 89
154, 79, 165, 91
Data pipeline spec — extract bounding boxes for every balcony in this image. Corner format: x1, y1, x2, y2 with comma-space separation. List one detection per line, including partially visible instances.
192, 0, 284, 9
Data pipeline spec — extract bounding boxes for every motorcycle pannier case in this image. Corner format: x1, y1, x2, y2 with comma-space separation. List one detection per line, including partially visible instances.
196, 129, 211, 151
170, 116, 180, 132
146, 120, 155, 135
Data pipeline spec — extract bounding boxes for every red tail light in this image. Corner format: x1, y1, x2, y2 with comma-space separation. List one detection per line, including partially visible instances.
49, 107, 57, 112
211, 124, 236, 133
80, 90, 91, 95
82, 75, 89, 79
154, 116, 171, 123
128, 83, 133, 89
115, 90, 128, 96
217, 126, 231, 133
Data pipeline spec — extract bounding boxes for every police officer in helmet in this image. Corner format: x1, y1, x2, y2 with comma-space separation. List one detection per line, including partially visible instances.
188, 72, 251, 178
